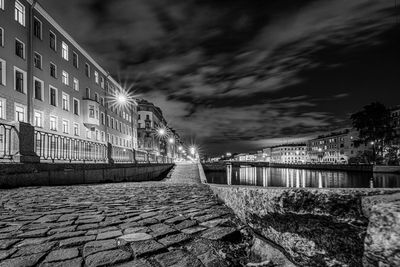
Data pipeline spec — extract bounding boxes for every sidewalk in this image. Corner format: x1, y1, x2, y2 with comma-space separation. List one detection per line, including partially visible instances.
0, 163, 251, 266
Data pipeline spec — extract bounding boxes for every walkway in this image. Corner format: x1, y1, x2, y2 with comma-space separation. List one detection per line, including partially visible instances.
0, 163, 251, 267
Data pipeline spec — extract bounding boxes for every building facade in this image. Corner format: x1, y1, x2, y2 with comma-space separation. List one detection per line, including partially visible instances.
137, 99, 167, 156
307, 129, 369, 163
270, 144, 307, 164
0, 0, 137, 154
390, 105, 400, 138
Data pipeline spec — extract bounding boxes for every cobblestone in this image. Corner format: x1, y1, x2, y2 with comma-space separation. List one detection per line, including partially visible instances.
0, 163, 252, 266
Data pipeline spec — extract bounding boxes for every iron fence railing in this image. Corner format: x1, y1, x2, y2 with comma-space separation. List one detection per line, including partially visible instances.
0, 122, 18, 161
112, 145, 134, 163
135, 150, 148, 163
34, 130, 108, 163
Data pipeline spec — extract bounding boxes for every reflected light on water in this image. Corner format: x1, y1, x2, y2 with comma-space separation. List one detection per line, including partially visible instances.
206, 165, 400, 188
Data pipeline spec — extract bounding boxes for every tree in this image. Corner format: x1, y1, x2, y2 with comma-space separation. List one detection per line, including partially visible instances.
350, 102, 397, 164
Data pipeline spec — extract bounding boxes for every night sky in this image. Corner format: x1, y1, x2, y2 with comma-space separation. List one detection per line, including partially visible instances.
41, 0, 400, 155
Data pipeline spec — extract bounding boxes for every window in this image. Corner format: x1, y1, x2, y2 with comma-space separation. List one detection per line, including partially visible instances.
33, 17, 42, 39
50, 116, 57, 131
50, 63, 57, 78
73, 98, 79, 115
0, 98, 6, 119
111, 118, 114, 129
107, 115, 110, 127
14, 67, 26, 94
62, 71, 69, 85
49, 31, 56, 51
15, 0, 25, 26
72, 52, 78, 68
15, 39, 25, 59
101, 112, 105, 125
100, 97, 104, 106
15, 103, 26, 122
34, 52, 42, 69
62, 120, 69, 134
85, 63, 90, 77
101, 131, 105, 142
86, 129, 91, 139
100, 77, 104, 89
0, 0, 4, 10
95, 130, 99, 141
0, 58, 5, 86
34, 110, 43, 127
62, 92, 69, 111
61, 42, 68, 60
73, 123, 79, 136
94, 71, 99, 84
89, 105, 95, 118
49, 86, 57, 106
94, 93, 99, 102
73, 78, 79, 91
0, 28, 4, 47
85, 87, 90, 99
33, 77, 43, 101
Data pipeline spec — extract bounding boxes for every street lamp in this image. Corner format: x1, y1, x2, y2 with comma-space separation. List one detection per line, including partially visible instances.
168, 138, 174, 144
158, 128, 166, 136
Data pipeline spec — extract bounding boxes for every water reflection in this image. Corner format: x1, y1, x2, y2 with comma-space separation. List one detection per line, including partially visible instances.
206, 165, 400, 188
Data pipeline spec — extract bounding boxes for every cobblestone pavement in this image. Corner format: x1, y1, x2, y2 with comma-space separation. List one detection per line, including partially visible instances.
0, 163, 252, 267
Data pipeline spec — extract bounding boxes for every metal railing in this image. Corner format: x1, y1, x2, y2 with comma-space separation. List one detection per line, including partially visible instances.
135, 150, 148, 163
112, 145, 134, 163
0, 123, 19, 161
34, 130, 108, 163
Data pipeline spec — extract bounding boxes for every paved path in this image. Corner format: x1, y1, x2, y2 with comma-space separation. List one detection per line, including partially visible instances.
0, 163, 251, 267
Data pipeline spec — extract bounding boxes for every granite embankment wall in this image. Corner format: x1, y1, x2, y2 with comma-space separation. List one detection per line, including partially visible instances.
0, 163, 174, 188
208, 184, 400, 267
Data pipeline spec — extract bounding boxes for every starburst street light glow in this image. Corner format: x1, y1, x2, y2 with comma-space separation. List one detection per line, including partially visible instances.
108, 88, 137, 111
169, 138, 174, 144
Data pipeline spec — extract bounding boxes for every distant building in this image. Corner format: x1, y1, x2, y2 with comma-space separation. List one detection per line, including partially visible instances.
307, 129, 369, 163
234, 153, 256, 161
270, 144, 307, 164
137, 99, 167, 156
262, 147, 272, 162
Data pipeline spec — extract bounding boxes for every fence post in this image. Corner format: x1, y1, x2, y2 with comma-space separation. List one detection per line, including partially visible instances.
13, 122, 40, 163
107, 143, 114, 164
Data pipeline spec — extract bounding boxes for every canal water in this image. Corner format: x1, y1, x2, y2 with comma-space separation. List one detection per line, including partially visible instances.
205, 165, 400, 188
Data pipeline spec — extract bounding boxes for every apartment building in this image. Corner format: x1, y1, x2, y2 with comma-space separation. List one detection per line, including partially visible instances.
137, 99, 168, 155
270, 144, 307, 164
0, 0, 137, 150
307, 129, 369, 163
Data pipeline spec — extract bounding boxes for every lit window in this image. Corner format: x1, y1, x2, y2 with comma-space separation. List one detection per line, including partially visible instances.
34, 52, 42, 69
0, 28, 4, 47
73, 98, 79, 115
62, 120, 69, 134
73, 123, 79, 136
50, 63, 57, 78
62, 71, 69, 85
0, 58, 6, 86
94, 71, 99, 84
85, 63, 90, 77
15, 1, 25, 26
61, 42, 68, 60
0, 98, 6, 119
73, 52, 78, 68
49, 86, 57, 106
33, 77, 43, 101
34, 110, 43, 127
73, 78, 79, 91
50, 116, 57, 131
15, 103, 26, 122
15, 39, 25, 58
14, 67, 26, 94
33, 17, 42, 39
62, 92, 70, 111
49, 31, 56, 51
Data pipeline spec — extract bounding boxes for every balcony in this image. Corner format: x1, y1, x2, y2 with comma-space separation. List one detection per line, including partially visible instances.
82, 99, 100, 128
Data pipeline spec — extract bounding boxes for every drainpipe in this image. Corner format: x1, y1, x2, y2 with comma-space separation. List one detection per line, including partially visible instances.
27, 0, 39, 124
